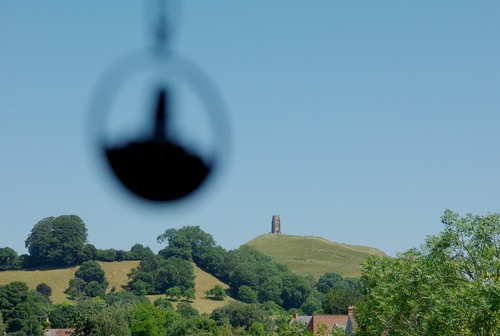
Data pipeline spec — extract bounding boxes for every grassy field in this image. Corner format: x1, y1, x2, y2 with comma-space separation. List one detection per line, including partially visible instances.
246, 234, 386, 278
0, 261, 232, 313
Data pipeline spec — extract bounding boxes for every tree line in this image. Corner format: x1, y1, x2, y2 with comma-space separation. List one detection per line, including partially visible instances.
0, 215, 149, 270
0, 215, 366, 335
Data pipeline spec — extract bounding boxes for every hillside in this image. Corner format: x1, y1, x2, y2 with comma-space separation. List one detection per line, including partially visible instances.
0, 261, 232, 314
245, 234, 386, 278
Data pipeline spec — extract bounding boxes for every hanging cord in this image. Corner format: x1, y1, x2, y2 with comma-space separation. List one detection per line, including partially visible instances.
145, 0, 181, 52
155, 0, 168, 48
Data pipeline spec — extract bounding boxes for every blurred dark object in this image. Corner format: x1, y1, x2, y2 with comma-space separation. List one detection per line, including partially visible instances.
105, 88, 210, 201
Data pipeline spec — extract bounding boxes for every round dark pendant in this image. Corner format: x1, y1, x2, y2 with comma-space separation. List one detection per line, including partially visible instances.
104, 88, 211, 201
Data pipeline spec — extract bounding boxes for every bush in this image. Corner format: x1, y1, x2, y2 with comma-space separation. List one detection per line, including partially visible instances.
35, 283, 52, 300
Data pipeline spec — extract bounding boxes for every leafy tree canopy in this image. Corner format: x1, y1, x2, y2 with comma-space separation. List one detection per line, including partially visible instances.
25, 215, 88, 266
75, 261, 108, 289
356, 210, 500, 335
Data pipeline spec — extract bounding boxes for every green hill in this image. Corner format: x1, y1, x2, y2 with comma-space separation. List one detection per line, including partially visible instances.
245, 234, 386, 278
0, 261, 232, 314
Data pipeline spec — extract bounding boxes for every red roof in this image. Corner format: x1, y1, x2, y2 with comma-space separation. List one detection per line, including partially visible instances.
310, 315, 349, 334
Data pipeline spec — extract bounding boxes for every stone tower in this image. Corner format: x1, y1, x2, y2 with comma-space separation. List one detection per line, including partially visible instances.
271, 215, 281, 234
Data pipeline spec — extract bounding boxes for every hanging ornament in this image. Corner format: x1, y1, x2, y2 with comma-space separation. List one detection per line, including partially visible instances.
88, 0, 229, 202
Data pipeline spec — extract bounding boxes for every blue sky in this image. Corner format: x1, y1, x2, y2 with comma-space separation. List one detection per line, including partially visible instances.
1, 1, 500, 258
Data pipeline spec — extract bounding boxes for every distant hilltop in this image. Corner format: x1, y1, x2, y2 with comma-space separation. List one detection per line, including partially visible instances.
245, 233, 386, 278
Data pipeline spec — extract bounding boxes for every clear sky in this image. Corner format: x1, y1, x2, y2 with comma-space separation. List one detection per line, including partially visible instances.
1, 1, 500, 258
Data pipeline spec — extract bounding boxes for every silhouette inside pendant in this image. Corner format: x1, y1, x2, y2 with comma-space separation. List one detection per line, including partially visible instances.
105, 88, 211, 201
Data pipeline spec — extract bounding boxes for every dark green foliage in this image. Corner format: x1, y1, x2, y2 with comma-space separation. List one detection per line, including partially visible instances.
176, 302, 199, 319
237, 285, 258, 304
205, 284, 226, 301
162, 257, 196, 292
280, 273, 312, 310
183, 287, 196, 301
103, 291, 147, 306
300, 295, 322, 315
166, 314, 219, 336
70, 298, 131, 336
0, 282, 49, 335
84, 281, 105, 298
323, 287, 365, 314
343, 277, 361, 290
128, 244, 152, 260
211, 301, 273, 332
49, 303, 76, 329
247, 321, 266, 336
128, 254, 195, 295
157, 226, 217, 264
0, 311, 4, 335
0, 247, 21, 270
35, 283, 52, 301
259, 301, 285, 315
153, 297, 173, 310
66, 261, 108, 300
116, 250, 125, 261
316, 272, 361, 297
258, 276, 283, 305
166, 286, 182, 300
24, 215, 88, 266
65, 277, 86, 300
96, 248, 117, 262
316, 272, 343, 293
129, 279, 152, 296
75, 261, 108, 289
82, 244, 98, 262
158, 235, 193, 261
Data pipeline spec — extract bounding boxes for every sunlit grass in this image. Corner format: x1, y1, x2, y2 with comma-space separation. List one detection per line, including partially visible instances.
0, 260, 233, 313
246, 234, 386, 278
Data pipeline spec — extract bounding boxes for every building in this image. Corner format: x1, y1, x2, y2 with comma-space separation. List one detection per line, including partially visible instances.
271, 215, 281, 234
290, 306, 357, 334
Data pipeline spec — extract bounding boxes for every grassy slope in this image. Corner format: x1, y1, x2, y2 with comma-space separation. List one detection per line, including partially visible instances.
246, 234, 386, 278
0, 261, 232, 314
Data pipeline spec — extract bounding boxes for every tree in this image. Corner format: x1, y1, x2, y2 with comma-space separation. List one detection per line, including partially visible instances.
49, 302, 77, 328
0, 282, 50, 335
316, 272, 343, 293
183, 287, 196, 301
237, 285, 258, 304
176, 302, 199, 319
66, 261, 108, 299
280, 273, 312, 310
157, 226, 217, 265
166, 286, 182, 300
82, 244, 98, 261
65, 277, 86, 300
84, 281, 106, 298
356, 210, 500, 335
300, 295, 322, 315
70, 297, 131, 336
323, 288, 364, 314
205, 284, 226, 300
211, 301, 273, 332
258, 276, 283, 305
0, 247, 20, 270
36, 282, 52, 301
0, 312, 4, 335
130, 301, 167, 336
153, 297, 173, 310
247, 321, 266, 336
25, 215, 88, 266
75, 261, 108, 290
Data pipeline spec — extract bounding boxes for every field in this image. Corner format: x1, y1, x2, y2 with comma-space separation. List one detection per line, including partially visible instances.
0, 261, 232, 314
246, 234, 386, 278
